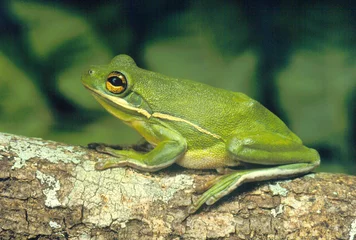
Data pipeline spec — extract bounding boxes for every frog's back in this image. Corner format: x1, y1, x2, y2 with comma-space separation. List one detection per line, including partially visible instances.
133, 69, 298, 142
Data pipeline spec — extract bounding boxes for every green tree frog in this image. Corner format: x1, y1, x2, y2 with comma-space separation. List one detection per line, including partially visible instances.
81, 54, 320, 213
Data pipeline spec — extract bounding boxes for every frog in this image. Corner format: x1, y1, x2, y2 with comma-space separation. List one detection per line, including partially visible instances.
81, 54, 320, 213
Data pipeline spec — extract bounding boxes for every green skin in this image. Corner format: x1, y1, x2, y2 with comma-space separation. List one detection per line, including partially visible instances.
81, 54, 320, 213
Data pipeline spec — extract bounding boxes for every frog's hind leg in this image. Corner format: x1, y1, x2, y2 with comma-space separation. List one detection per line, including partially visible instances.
188, 132, 320, 213
226, 131, 320, 165
189, 161, 319, 213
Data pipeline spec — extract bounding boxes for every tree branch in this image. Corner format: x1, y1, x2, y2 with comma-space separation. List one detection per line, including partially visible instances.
0, 132, 355, 239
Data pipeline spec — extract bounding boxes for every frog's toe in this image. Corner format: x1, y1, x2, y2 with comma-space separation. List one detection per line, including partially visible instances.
95, 158, 127, 170
195, 175, 225, 193
93, 145, 123, 157
187, 205, 199, 214
95, 161, 107, 170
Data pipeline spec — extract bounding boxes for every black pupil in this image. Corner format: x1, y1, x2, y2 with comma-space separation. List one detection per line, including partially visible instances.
108, 76, 123, 86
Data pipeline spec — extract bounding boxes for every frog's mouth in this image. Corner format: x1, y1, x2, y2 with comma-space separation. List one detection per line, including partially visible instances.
84, 85, 152, 119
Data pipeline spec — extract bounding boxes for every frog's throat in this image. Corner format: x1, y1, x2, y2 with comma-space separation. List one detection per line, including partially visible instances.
88, 87, 222, 140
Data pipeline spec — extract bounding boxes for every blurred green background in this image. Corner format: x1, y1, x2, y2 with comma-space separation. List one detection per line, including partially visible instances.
0, 0, 355, 174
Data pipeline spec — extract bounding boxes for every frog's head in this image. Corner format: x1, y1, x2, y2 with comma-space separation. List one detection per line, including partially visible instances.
81, 54, 152, 121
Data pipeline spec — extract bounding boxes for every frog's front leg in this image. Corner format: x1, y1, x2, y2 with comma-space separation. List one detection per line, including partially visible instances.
94, 122, 187, 172
189, 131, 320, 213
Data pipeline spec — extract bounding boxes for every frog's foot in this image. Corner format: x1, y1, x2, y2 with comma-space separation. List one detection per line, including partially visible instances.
92, 145, 143, 170
87, 144, 134, 170
195, 175, 225, 193
195, 168, 237, 193
88, 143, 140, 157
96, 145, 126, 157
95, 157, 143, 171
189, 171, 246, 213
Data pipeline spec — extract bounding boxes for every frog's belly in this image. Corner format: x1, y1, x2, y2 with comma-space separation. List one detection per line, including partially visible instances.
176, 148, 239, 169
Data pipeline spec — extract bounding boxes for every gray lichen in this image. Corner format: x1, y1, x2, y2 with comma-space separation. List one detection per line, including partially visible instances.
0, 133, 85, 169
36, 170, 61, 207
269, 182, 289, 197
349, 219, 356, 240
62, 160, 194, 227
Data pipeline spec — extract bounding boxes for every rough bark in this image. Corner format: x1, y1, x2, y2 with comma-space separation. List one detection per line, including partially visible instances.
0, 132, 355, 240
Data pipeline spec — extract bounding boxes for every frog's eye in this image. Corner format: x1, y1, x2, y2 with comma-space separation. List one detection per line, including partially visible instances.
106, 71, 127, 94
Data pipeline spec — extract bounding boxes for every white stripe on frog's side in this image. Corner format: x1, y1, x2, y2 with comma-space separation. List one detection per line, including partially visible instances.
88, 87, 222, 140
152, 113, 221, 140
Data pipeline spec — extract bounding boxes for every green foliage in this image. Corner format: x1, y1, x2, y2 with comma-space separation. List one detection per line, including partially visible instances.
0, 52, 52, 136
